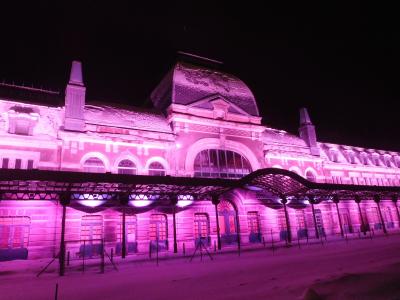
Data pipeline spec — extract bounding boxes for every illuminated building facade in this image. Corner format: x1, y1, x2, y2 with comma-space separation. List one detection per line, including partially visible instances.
1, 57, 400, 262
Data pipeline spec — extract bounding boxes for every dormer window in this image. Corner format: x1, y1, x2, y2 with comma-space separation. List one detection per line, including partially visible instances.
15, 159, 22, 169
383, 155, 392, 168
329, 149, 339, 162
8, 106, 39, 136
27, 159, 34, 170
371, 154, 380, 166
360, 153, 368, 165
395, 156, 400, 168
2, 158, 9, 169
347, 151, 356, 164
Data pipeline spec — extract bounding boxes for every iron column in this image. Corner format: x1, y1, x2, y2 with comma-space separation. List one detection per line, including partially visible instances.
212, 195, 221, 250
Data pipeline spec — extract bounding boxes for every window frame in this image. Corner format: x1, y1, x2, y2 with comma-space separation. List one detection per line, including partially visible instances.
193, 149, 251, 178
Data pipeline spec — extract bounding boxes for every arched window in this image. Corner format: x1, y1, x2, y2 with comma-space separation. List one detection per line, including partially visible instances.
217, 200, 238, 245
118, 159, 137, 175
194, 149, 251, 178
83, 157, 105, 173
148, 162, 166, 176
305, 170, 316, 182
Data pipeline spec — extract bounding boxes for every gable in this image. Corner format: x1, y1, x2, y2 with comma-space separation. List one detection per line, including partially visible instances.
187, 94, 252, 117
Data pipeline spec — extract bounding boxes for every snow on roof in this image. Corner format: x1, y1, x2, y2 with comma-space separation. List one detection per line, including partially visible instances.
320, 142, 399, 157
262, 127, 307, 146
84, 103, 172, 133
151, 62, 260, 116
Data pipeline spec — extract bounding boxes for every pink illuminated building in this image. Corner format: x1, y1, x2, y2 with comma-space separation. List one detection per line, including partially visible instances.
1, 55, 400, 263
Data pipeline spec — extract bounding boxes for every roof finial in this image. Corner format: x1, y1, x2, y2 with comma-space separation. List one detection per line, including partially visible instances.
69, 60, 84, 85
299, 107, 319, 156
299, 107, 312, 125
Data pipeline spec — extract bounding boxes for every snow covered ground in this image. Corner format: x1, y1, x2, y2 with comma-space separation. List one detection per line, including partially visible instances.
1, 234, 400, 300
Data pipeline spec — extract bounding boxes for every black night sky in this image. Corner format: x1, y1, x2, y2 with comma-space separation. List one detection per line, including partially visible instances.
1, 2, 399, 150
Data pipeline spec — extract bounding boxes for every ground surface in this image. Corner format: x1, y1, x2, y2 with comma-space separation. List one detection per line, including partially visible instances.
1, 235, 400, 300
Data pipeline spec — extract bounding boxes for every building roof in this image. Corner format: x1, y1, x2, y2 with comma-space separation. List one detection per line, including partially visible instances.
262, 127, 307, 147
84, 102, 172, 134
151, 61, 260, 116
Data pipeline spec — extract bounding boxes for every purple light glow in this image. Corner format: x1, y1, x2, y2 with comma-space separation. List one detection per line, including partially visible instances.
176, 195, 194, 207
76, 193, 106, 207
129, 194, 153, 207
78, 200, 106, 207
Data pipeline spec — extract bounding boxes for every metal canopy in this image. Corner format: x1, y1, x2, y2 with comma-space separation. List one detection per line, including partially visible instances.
0, 169, 235, 201
0, 168, 399, 201
241, 168, 400, 200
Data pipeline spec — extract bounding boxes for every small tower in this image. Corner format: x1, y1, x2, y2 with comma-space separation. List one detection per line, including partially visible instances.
64, 61, 86, 131
299, 107, 320, 156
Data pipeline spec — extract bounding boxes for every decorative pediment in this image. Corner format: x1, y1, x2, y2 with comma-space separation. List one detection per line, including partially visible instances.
187, 94, 251, 119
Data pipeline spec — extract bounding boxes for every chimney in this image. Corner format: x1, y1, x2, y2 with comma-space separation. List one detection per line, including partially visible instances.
299, 107, 320, 156
64, 61, 86, 131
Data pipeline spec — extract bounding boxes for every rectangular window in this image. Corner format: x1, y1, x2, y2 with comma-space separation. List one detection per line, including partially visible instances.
247, 212, 260, 234
15, 159, 22, 169
79, 215, 103, 258
118, 215, 137, 243
247, 211, 261, 243
149, 214, 167, 241
0, 216, 30, 249
27, 160, 34, 170
278, 210, 287, 230
81, 215, 103, 243
370, 207, 380, 224
2, 158, 9, 169
194, 214, 209, 239
296, 210, 306, 229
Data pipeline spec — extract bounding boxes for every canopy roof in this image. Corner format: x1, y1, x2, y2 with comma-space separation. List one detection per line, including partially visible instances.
0, 168, 399, 202
241, 168, 400, 201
